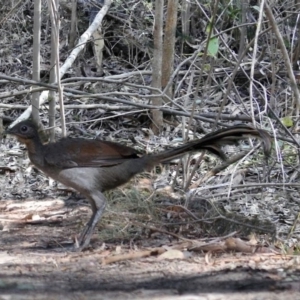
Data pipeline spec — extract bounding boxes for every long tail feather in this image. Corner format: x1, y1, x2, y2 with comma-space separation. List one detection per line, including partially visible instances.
152, 125, 271, 163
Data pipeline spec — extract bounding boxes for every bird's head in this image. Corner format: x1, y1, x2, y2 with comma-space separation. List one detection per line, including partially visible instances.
6, 120, 40, 143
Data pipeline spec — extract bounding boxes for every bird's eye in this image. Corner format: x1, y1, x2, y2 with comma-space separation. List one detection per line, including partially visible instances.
20, 125, 28, 132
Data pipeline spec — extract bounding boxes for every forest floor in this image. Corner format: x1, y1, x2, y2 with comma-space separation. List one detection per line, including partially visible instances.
1, 1, 300, 299
0, 197, 299, 300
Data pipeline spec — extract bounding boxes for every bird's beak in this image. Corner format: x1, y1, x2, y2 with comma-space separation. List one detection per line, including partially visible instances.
4, 128, 19, 141
5, 125, 18, 136
4, 128, 13, 136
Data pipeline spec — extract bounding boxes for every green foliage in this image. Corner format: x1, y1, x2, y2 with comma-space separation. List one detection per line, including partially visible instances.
207, 36, 219, 57
281, 116, 293, 127
226, 4, 241, 21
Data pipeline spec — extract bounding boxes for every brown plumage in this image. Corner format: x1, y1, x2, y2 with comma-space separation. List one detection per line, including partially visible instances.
6, 120, 271, 251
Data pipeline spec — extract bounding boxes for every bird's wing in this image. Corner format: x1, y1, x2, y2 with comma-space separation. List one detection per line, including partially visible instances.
44, 139, 142, 168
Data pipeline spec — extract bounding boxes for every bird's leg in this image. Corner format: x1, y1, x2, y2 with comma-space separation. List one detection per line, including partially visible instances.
74, 191, 107, 251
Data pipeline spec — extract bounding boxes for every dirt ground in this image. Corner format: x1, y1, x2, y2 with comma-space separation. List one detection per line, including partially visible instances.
0, 197, 300, 300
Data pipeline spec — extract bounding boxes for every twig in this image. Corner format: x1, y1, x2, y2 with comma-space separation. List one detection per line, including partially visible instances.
10, 0, 113, 127
102, 247, 166, 265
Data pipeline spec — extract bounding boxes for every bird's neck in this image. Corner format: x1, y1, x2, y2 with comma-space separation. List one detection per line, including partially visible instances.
23, 136, 46, 168
19, 135, 44, 156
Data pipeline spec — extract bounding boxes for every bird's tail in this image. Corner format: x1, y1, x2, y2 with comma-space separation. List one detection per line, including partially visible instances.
151, 125, 271, 164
